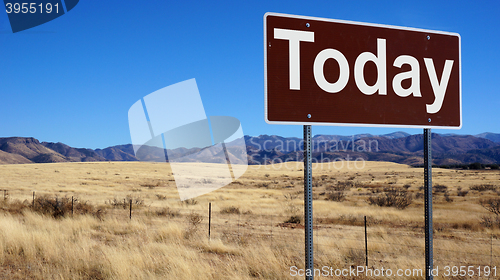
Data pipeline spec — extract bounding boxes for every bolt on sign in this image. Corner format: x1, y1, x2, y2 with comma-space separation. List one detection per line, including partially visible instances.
264, 13, 461, 129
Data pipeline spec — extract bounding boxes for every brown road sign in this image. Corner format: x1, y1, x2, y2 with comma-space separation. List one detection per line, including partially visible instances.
264, 13, 461, 129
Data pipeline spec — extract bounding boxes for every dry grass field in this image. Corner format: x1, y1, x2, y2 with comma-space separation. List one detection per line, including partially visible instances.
0, 161, 500, 279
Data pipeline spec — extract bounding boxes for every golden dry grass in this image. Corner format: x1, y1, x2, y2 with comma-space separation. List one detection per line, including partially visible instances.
0, 161, 499, 279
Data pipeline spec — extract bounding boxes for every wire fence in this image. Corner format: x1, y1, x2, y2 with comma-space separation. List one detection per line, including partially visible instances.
2, 188, 500, 274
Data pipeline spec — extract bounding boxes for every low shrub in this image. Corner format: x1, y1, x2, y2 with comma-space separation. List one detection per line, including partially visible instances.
284, 215, 301, 224
155, 194, 167, 200
457, 190, 469, 197
343, 249, 365, 266
156, 206, 180, 217
434, 184, 448, 193
107, 196, 144, 209
325, 191, 346, 202
0, 199, 30, 215
444, 192, 453, 203
181, 198, 198, 206
480, 215, 500, 228
184, 212, 203, 240
220, 206, 240, 215
327, 181, 355, 192
335, 180, 354, 190
31, 195, 93, 218
188, 212, 203, 226
367, 187, 413, 209
479, 198, 500, 215
471, 184, 497, 192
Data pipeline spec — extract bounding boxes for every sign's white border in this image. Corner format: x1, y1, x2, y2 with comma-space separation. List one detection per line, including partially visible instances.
264, 12, 462, 129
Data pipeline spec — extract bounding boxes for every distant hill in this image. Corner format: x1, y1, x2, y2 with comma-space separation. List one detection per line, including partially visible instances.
476, 132, 500, 143
0, 137, 133, 164
243, 133, 499, 166
358, 134, 497, 154
0, 137, 66, 163
0, 132, 498, 166
463, 145, 500, 163
0, 149, 32, 164
41, 142, 105, 162
94, 145, 138, 161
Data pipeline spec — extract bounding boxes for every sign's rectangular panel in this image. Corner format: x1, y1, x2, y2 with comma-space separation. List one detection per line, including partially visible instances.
264, 13, 461, 128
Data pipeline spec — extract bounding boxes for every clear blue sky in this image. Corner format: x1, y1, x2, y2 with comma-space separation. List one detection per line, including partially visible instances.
1, 1, 499, 149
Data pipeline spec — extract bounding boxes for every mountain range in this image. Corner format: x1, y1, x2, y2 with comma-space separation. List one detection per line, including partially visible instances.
0, 132, 499, 166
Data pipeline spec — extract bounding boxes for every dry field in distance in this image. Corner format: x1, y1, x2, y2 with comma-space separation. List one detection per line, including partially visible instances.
0, 161, 500, 279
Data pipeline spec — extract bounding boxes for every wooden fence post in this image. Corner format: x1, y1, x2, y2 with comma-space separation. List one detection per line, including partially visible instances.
208, 202, 212, 241
270, 214, 273, 247
365, 216, 368, 267
129, 199, 132, 220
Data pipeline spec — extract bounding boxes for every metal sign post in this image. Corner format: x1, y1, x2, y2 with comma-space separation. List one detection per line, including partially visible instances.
424, 128, 433, 279
303, 125, 314, 280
